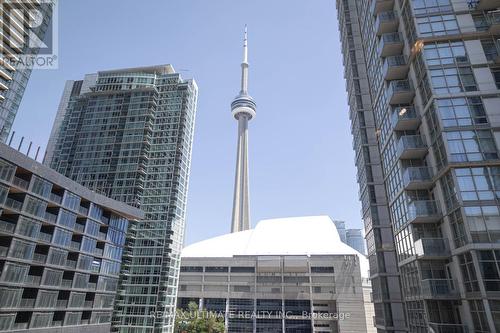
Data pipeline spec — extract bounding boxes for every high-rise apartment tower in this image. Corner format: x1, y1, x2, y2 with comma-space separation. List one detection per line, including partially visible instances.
46, 65, 198, 333
336, 0, 500, 331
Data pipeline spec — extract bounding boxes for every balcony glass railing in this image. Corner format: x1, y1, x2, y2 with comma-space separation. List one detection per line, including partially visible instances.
407, 200, 440, 221
403, 167, 433, 184
421, 279, 458, 297
4, 197, 23, 211
38, 232, 52, 243
391, 106, 418, 128
397, 135, 426, 154
0, 220, 15, 233
377, 10, 397, 23
49, 192, 62, 204
12, 177, 29, 190
388, 79, 412, 95
487, 11, 500, 25
378, 32, 403, 55
428, 322, 469, 333
415, 238, 449, 257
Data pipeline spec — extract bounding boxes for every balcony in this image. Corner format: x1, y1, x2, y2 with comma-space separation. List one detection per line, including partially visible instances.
387, 79, 414, 104
396, 135, 427, 159
33, 253, 47, 264
4, 197, 23, 211
402, 167, 433, 190
370, 0, 395, 15
487, 11, 500, 34
375, 11, 398, 35
20, 298, 35, 308
428, 323, 469, 333
476, 0, 500, 10
12, 176, 29, 190
383, 55, 409, 80
378, 32, 403, 58
421, 279, 459, 299
49, 192, 62, 204
0, 245, 9, 256
415, 238, 450, 259
0, 220, 15, 233
38, 232, 52, 243
45, 211, 58, 223
407, 200, 441, 224
391, 106, 419, 131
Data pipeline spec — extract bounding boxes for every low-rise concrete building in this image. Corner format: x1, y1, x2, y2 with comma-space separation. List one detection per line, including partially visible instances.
177, 216, 374, 333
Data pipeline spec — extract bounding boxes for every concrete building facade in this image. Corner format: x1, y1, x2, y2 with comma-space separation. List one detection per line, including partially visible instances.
336, 0, 500, 331
177, 216, 375, 333
0, 143, 142, 332
45, 65, 198, 333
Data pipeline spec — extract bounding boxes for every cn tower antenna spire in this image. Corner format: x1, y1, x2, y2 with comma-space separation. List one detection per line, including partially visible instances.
230, 26, 257, 233
241, 25, 249, 94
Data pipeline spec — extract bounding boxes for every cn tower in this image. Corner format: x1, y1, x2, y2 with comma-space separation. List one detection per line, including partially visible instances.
230, 26, 256, 233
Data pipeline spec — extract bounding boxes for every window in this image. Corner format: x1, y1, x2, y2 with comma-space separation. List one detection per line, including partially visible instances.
23, 195, 47, 218
490, 300, 500, 332
15, 216, 41, 238
436, 97, 488, 127
0, 262, 28, 282
41, 269, 63, 287
477, 250, 500, 291
430, 67, 477, 94
445, 130, 497, 162
481, 39, 499, 61
311, 266, 335, 273
62, 192, 80, 211
230, 267, 255, 273
424, 41, 467, 67
9, 239, 35, 260
53, 228, 72, 247
417, 14, 459, 37
455, 167, 500, 201
30, 176, 52, 198
205, 266, 228, 273
58, 209, 76, 229
491, 68, 500, 89
459, 252, 479, 292
464, 206, 500, 243
473, 14, 490, 32
180, 266, 203, 273
412, 0, 453, 15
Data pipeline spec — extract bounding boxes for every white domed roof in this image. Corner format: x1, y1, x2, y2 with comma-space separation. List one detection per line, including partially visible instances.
182, 216, 369, 277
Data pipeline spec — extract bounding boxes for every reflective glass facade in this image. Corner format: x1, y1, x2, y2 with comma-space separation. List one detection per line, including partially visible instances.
0, 1, 52, 142
337, 0, 500, 331
46, 65, 198, 333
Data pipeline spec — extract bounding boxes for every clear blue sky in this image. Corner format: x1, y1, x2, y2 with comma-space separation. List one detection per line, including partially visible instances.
11, 0, 362, 245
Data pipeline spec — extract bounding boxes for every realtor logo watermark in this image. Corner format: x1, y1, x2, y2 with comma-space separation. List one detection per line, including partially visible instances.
1, 0, 58, 69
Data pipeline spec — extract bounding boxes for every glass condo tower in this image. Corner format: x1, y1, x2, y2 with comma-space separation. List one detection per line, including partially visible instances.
336, 0, 500, 331
45, 65, 198, 333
